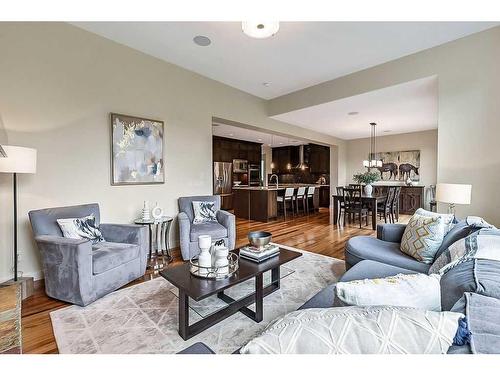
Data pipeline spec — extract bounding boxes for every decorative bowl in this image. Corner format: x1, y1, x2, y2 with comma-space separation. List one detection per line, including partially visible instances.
248, 231, 272, 250
233, 181, 241, 186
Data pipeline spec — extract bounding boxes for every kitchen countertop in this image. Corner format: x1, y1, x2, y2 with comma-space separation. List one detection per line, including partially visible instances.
233, 184, 328, 191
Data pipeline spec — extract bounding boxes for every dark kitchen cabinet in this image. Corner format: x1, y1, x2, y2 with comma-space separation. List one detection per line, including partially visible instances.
272, 146, 292, 173
213, 136, 262, 164
308, 144, 330, 174
319, 186, 330, 208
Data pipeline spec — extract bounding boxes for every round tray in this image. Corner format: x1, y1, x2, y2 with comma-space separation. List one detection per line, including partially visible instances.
189, 252, 239, 279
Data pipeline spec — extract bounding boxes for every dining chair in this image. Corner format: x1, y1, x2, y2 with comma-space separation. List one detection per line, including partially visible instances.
348, 183, 362, 191
336, 186, 346, 224
295, 187, 307, 215
277, 187, 295, 219
378, 186, 396, 223
391, 186, 402, 223
343, 187, 369, 228
306, 186, 315, 213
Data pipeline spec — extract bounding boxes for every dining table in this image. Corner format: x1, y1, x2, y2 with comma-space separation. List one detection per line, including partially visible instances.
332, 192, 388, 230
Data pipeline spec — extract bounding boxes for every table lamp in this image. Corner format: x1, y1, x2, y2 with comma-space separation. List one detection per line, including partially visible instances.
0, 145, 37, 282
435, 183, 472, 216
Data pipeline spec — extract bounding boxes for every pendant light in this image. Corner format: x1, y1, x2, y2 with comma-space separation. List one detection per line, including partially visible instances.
363, 122, 383, 169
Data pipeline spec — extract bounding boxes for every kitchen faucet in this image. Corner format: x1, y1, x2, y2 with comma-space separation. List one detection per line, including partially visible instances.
270, 174, 279, 189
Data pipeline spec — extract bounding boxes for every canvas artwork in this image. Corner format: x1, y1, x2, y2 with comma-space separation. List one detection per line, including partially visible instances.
375, 150, 420, 181
111, 113, 164, 185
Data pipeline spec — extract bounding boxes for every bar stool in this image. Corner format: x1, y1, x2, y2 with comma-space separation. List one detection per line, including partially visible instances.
295, 187, 307, 215
306, 186, 315, 213
277, 187, 295, 219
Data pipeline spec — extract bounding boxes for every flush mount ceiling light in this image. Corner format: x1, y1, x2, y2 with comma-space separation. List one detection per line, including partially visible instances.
242, 22, 279, 39
193, 35, 211, 46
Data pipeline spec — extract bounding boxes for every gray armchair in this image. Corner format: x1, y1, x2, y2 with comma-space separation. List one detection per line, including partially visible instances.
28, 203, 148, 306
178, 195, 235, 260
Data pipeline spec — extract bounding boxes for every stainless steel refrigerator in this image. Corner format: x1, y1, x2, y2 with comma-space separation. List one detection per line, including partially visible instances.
213, 162, 233, 210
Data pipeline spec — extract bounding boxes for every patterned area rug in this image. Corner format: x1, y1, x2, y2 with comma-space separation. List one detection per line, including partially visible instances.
50, 245, 345, 354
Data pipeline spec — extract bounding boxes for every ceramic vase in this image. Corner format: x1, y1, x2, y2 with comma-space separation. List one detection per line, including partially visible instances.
142, 201, 151, 221
197, 235, 212, 275
214, 246, 229, 275
364, 184, 373, 196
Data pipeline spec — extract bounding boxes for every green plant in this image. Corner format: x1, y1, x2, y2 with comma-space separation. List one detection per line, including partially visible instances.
353, 171, 380, 185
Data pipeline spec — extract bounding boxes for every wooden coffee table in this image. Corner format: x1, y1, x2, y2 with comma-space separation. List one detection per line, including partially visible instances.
160, 247, 302, 340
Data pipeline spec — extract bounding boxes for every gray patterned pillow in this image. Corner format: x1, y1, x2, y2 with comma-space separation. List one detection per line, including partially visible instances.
240, 306, 463, 354
56, 214, 104, 244
192, 201, 218, 224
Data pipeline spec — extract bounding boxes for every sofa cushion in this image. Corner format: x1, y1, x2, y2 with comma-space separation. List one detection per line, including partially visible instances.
400, 214, 446, 264
440, 259, 500, 311
432, 219, 481, 263
190, 222, 227, 242
415, 208, 454, 234
240, 306, 463, 354
345, 236, 430, 273
92, 241, 140, 275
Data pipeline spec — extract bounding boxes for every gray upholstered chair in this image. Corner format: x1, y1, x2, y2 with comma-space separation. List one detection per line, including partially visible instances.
178, 195, 235, 260
28, 203, 148, 306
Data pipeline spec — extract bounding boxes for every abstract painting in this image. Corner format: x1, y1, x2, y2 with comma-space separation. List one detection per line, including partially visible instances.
111, 113, 164, 185
375, 150, 420, 181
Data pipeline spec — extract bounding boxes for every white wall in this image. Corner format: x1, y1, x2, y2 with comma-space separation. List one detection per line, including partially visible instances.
346, 130, 438, 206
268, 26, 500, 225
0, 22, 343, 282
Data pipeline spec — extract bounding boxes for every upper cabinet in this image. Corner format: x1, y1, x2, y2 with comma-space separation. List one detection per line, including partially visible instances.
213, 136, 262, 164
308, 144, 330, 174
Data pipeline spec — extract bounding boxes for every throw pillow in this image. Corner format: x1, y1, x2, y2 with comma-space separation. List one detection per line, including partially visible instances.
192, 201, 218, 224
240, 306, 463, 354
400, 214, 446, 264
336, 273, 441, 311
415, 208, 454, 234
56, 214, 104, 244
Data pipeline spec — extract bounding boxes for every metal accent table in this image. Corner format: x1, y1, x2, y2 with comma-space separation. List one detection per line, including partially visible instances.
135, 216, 173, 269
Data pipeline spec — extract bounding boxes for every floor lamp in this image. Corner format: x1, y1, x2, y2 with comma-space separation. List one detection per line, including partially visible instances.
0, 146, 37, 288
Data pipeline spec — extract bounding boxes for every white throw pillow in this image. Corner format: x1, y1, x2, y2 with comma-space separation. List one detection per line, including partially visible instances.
192, 201, 218, 224
240, 306, 463, 354
56, 214, 104, 244
415, 208, 454, 234
336, 273, 441, 311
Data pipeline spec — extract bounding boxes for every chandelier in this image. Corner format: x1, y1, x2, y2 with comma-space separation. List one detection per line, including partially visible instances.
363, 122, 382, 169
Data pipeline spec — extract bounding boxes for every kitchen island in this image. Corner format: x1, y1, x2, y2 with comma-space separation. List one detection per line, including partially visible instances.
232, 185, 322, 222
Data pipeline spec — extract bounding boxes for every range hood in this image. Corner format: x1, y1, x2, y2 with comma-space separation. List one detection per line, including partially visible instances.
295, 145, 308, 170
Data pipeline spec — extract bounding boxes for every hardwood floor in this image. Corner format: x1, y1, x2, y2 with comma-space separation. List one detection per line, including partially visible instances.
21, 208, 408, 354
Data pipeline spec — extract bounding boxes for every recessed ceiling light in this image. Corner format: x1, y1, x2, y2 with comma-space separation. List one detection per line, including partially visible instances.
229, 133, 234, 136
262, 82, 271, 87
257, 138, 262, 141
279, 142, 283, 145
348, 111, 359, 116
193, 35, 211, 47
242, 22, 279, 39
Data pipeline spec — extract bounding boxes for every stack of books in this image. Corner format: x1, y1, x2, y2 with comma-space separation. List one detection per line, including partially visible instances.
240, 244, 280, 263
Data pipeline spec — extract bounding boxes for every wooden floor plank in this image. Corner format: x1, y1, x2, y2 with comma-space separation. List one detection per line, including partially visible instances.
21, 208, 408, 354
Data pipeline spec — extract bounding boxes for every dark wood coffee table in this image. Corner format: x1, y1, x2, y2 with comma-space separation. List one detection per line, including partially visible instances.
160, 247, 302, 340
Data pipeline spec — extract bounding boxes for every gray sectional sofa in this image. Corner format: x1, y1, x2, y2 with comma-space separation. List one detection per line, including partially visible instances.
181, 219, 500, 354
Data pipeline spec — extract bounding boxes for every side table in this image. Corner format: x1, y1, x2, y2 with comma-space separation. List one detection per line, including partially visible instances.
135, 216, 173, 269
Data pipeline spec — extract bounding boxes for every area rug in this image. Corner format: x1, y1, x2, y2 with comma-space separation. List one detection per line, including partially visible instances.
50, 244, 345, 354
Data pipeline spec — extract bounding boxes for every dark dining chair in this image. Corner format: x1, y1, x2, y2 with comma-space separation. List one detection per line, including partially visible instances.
343, 187, 369, 228
391, 186, 402, 222
336, 186, 346, 224
378, 186, 396, 223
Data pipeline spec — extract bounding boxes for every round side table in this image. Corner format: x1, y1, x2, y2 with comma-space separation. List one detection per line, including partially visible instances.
135, 216, 173, 269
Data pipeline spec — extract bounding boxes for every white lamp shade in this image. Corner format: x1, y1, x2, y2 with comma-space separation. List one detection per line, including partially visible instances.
0, 145, 37, 174
436, 183, 471, 205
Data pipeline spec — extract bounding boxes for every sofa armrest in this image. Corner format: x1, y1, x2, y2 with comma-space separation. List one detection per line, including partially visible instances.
217, 210, 236, 250
376, 224, 407, 243
100, 223, 149, 271
34, 235, 94, 305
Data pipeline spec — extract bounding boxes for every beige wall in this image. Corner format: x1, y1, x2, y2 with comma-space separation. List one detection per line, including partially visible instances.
345, 130, 438, 208
0, 22, 343, 282
269, 26, 500, 225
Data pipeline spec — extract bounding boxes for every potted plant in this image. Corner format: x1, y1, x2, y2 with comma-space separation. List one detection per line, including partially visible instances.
352, 171, 380, 196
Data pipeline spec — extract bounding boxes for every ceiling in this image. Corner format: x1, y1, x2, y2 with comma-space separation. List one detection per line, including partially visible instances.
212, 122, 306, 147
72, 22, 498, 99
272, 76, 438, 140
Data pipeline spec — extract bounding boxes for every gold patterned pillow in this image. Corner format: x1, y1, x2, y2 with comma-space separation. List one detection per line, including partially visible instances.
400, 214, 446, 264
